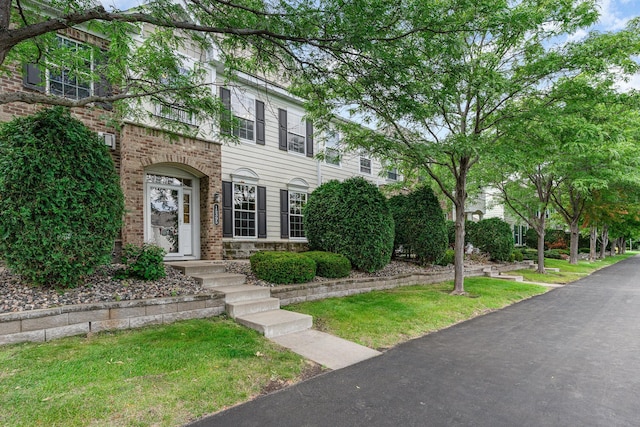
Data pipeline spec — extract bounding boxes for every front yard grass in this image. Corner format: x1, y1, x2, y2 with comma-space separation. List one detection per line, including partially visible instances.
286, 277, 548, 350
0, 318, 308, 427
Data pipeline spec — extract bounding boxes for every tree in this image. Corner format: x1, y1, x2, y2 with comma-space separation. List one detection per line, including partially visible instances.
0, 107, 124, 287
294, 1, 640, 293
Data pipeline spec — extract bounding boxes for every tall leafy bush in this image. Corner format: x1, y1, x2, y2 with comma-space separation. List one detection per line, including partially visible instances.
389, 186, 448, 264
468, 217, 514, 261
304, 177, 394, 272
0, 107, 124, 287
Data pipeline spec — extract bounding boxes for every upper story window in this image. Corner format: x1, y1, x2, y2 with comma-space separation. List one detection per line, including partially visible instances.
278, 108, 314, 157
360, 154, 372, 175
23, 35, 100, 101
220, 88, 265, 144
325, 129, 341, 166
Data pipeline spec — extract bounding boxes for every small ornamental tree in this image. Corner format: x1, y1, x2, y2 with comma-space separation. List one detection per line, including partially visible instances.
304, 177, 394, 272
469, 218, 514, 262
0, 107, 124, 287
390, 186, 448, 264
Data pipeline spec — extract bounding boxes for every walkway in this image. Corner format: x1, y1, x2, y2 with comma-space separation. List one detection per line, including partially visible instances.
189, 256, 640, 427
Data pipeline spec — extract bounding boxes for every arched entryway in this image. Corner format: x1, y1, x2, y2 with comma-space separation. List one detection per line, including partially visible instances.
145, 165, 201, 260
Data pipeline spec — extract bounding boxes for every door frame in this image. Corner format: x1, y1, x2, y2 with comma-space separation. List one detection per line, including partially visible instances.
144, 165, 201, 260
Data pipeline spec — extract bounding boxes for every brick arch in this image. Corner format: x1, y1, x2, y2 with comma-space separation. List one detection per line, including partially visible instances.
141, 158, 213, 179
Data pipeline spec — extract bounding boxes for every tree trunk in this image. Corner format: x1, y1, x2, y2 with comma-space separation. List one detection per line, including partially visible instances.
600, 224, 609, 260
589, 225, 597, 262
569, 222, 579, 264
536, 227, 546, 274
452, 195, 466, 295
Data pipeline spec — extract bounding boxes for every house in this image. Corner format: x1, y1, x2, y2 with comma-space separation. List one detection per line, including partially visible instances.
1, 26, 396, 262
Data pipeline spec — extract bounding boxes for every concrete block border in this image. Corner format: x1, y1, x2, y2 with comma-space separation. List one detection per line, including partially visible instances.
0, 262, 531, 346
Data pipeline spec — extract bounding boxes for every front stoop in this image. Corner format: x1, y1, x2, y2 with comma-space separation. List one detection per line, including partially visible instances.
192, 273, 247, 288
235, 310, 313, 338
165, 260, 246, 288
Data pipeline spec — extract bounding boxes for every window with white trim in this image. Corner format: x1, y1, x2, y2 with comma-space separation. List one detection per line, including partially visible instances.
233, 183, 257, 237
360, 155, 372, 174
287, 111, 306, 154
231, 91, 255, 141
325, 129, 341, 166
387, 167, 398, 181
289, 191, 307, 238
49, 36, 92, 100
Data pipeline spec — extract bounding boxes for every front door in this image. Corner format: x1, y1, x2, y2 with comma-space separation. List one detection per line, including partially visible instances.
146, 172, 198, 259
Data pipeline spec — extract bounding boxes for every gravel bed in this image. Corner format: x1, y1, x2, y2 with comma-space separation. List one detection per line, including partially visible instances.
0, 259, 492, 314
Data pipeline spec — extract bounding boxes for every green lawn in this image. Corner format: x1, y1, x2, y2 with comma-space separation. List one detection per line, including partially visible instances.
504, 253, 637, 284
0, 318, 307, 427
286, 277, 548, 350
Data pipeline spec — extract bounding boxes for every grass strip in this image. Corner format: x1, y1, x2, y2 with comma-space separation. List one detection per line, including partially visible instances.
286, 277, 548, 350
0, 318, 307, 427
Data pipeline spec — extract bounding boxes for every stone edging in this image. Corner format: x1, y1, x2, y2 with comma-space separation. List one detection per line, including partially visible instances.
0, 262, 530, 346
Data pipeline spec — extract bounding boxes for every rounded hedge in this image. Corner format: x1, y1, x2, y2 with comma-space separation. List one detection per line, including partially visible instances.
250, 251, 316, 284
302, 251, 351, 278
468, 218, 514, 262
389, 186, 448, 264
304, 177, 394, 272
0, 107, 124, 287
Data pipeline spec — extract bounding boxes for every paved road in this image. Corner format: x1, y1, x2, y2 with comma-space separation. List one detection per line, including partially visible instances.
190, 256, 640, 427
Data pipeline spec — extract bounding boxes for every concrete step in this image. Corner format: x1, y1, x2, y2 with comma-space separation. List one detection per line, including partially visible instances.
165, 260, 225, 275
495, 274, 524, 282
193, 273, 246, 288
226, 297, 280, 319
215, 285, 271, 303
236, 309, 313, 338
530, 265, 561, 273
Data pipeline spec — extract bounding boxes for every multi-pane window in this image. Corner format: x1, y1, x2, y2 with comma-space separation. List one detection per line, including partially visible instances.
49, 36, 91, 100
287, 111, 306, 154
360, 155, 372, 174
233, 184, 256, 237
387, 167, 398, 181
232, 91, 255, 141
514, 224, 527, 246
289, 191, 307, 238
325, 130, 341, 166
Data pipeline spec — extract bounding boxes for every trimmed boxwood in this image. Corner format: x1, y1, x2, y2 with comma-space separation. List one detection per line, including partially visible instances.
0, 107, 124, 287
304, 177, 394, 272
302, 251, 351, 278
437, 249, 455, 266
250, 251, 316, 284
468, 217, 514, 262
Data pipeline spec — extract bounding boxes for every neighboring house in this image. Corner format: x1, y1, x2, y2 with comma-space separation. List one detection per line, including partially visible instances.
2, 27, 395, 261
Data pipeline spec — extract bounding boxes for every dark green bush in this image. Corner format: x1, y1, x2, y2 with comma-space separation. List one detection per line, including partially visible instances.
465, 220, 479, 245
389, 186, 448, 265
302, 251, 351, 278
250, 251, 316, 284
0, 107, 124, 287
304, 177, 394, 272
437, 249, 455, 266
520, 248, 538, 260
544, 249, 569, 259
446, 221, 456, 248
525, 228, 538, 248
121, 244, 166, 280
513, 250, 524, 262
468, 218, 514, 262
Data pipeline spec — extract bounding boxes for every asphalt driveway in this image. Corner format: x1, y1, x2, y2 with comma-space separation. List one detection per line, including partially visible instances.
189, 255, 640, 427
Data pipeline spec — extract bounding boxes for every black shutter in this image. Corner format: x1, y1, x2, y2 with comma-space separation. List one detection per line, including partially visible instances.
220, 87, 232, 135
257, 186, 267, 238
222, 181, 233, 237
256, 100, 265, 145
23, 63, 44, 92
306, 120, 314, 158
280, 189, 289, 239
278, 109, 288, 151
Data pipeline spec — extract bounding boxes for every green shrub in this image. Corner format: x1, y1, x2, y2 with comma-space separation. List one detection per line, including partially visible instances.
465, 220, 479, 245
544, 249, 569, 259
468, 218, 514, 262
520, 248, 538, 260
579, 247, 591, 254
250, 251, 316, 284
446, 221, 456, 248
0, 107, 124, 287
389, 186, 447, 265
121, 244, 166, 280
302, 251, 351, 278
304, 177, 394, 272
437, 249, 455, 266
513, 250, 524, 262
525, 228, 538, 248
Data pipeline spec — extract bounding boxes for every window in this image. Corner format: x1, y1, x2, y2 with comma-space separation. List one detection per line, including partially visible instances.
387, 167, 398, 181
231, 91, 255, 141
360, 155, 372, 174
287, 111, 306, 154
325, 130, 341, 166
49, 36, 92, 100
233, 183, 256, 237
289, 191, 307, 238
154, 104, 198, 126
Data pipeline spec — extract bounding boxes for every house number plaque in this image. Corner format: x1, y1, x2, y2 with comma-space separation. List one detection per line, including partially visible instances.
213, 204, 220, 225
